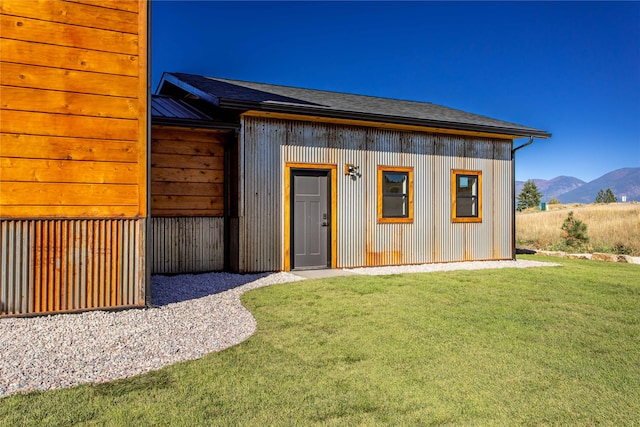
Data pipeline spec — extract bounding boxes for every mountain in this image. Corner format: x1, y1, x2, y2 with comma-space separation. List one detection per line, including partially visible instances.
515, 176, 586, 201
557, 168, 640, 203
517, 167, 640, 203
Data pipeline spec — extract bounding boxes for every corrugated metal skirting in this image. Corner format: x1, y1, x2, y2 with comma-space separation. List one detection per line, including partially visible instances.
0, 219, 145, 316
151, 217, 224, 274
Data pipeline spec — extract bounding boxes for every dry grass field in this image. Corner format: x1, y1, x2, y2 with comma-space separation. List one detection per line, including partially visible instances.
516, 202, 640, 256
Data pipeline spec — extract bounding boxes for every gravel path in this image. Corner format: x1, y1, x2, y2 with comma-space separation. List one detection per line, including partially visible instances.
0, 260, 558, 398
345, 259, 559, 275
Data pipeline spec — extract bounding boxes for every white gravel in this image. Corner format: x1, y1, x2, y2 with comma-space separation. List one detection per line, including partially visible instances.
345, 259, 559, 275
0, 259, 558, 398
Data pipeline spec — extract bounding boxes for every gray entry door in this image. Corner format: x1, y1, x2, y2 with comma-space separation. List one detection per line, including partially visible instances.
292, 171, 329, 269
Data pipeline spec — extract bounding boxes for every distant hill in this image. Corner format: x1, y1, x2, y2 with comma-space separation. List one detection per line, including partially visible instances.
558, 168, 640, 203
515, 176, 585, 201
516, 167, 640, 203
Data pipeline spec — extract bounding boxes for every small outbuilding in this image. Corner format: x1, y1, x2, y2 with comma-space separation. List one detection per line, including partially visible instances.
153, 73, 551, 273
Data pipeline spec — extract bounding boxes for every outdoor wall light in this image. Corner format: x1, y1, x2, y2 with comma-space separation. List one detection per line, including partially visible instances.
345, 163, 361, 180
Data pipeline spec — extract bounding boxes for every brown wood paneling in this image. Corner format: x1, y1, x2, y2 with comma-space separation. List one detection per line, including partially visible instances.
151, 209, 223, 217
151, 153, 224, 170
152, 127, 228, 143
0, 0, 138, 33
1, 86, 138, 119
152, 196, 224, 212
1, 182, 138, 206
0, 15, 138, 55
151, 182, 224, 196
0, 134, 139, 163
0, 0, 148, 315
0, 205, 141, 218
1, 39, 138, 77
1, 111, 137, 141
0, 158, 139, 184
150, 125, 227, 217
62, 0, 140, 15
151, 168, 224, 184
0, 63, 138, 97
151, 139, 225, 156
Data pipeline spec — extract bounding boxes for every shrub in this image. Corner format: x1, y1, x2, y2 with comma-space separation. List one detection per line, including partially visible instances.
561, 211, 589, 249
548, 197, 560, 205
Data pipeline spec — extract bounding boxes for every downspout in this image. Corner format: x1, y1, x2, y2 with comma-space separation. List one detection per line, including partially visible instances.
511, 136, 535, 260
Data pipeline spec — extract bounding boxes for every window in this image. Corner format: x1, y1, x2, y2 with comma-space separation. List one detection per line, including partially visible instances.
452, 169, 482, 222
378, 166, 413, 223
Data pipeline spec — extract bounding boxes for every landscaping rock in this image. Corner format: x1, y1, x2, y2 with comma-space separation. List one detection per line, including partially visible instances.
592, 252, 627, 263
537, 250, 566, 258
623, 255, 640, 264
564, 253, 592, 260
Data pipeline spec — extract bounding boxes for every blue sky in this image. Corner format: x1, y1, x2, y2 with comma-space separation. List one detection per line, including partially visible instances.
152, 1, 640, 182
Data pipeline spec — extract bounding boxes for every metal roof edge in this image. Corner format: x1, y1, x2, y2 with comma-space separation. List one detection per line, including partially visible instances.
158, 73, 221, 106
221, 99, 551, 139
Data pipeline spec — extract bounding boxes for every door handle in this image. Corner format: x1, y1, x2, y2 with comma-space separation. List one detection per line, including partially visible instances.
321, 221, 328, 227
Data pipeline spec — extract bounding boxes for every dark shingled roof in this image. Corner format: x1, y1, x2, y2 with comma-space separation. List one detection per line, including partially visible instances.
160, 72, 551, 138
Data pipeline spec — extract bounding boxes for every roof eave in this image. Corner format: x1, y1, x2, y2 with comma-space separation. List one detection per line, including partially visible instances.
158, 73, 222, 106
219, 99, 552, 139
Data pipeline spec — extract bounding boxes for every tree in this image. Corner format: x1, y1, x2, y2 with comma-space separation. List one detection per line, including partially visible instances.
595, 188, 617, 203
517, 180, 543, 211
561, 211, 589, 248
548, 197, 560, 205
595, 189, 605, 203
604, 188, 617, 203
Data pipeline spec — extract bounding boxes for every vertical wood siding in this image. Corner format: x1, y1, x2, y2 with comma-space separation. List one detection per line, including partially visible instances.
0, 0, 148, 218
151, 126, 227, 217
0, 219, 145, 316
150, 217, 224, 274
238, 116, 513, 272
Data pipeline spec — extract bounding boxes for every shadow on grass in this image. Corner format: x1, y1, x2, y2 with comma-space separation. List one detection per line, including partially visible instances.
150, 271, 271, 306
91, 370, 175, 397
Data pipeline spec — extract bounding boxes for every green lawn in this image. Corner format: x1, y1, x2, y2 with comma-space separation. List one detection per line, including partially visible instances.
1, 256, 639, 426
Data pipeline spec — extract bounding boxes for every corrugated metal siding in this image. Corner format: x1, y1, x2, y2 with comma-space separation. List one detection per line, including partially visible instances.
239, 116, 514, 272
494, 142, 514, 259
0, 219, 144, 316
150, 217, 224, 274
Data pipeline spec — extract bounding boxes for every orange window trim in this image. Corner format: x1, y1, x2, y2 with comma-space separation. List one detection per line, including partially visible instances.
377, 166, 414, 224
451, 169, 483, 223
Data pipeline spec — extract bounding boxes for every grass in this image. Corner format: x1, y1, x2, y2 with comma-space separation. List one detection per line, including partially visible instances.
517, 202, 640, 255
1, 255, 639, 426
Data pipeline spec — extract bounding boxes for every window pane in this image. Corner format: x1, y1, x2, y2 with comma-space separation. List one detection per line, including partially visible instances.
457, 175, 477, 196
382, 171, 408, 218
382, 195, 406, 217
382, 172, 407, 195
456, 196, 477, 217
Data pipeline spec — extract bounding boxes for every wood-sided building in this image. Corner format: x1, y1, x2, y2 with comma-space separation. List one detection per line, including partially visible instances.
0, 0, 149, 316
150, 95, 236, 274
155, 73, 551, 274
